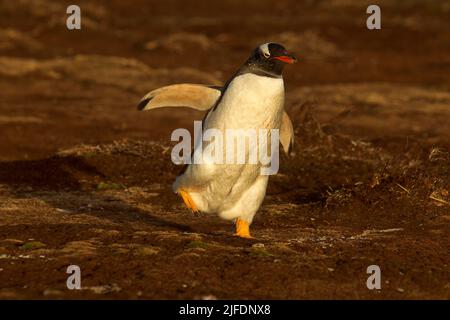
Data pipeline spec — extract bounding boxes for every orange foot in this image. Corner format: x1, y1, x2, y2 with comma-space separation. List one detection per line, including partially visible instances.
234, 218, 253, 239
178, 189, 199, 214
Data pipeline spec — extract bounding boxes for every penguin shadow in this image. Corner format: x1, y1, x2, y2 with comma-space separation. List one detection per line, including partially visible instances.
0, 155, 193, 233
0, 153, 330, 244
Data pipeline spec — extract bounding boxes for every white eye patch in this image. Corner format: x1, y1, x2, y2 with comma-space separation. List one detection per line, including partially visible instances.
259, 43, 271, 58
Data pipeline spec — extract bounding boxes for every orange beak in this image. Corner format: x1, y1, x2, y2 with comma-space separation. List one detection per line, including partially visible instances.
273, 55, 297, 64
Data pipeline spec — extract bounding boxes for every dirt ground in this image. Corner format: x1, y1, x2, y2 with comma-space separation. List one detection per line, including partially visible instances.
0, 0, 449, 299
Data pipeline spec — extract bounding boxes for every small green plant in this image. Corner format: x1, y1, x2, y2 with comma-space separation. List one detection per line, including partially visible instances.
21, 241, 46, 250
187, 240, 209, 249
250, 248, 273, 258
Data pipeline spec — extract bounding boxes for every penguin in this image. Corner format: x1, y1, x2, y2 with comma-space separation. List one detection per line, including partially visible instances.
138, 43, 296, 238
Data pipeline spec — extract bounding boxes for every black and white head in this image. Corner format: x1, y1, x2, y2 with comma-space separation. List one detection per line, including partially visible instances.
245, 43, 297, 77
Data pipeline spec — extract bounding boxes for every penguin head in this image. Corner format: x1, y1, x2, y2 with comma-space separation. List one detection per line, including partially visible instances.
246, 43, 297, 76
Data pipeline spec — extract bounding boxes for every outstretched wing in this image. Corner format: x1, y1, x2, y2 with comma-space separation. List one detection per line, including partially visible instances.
137, 84, 222, 111
137, 83, 294, 155
280, 111, 295, 156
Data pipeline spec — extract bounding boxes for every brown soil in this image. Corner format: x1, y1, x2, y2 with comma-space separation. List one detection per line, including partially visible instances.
0, 0, 449, 299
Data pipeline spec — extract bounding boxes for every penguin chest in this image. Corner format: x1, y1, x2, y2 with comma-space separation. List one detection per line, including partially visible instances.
207, 73, 285, 131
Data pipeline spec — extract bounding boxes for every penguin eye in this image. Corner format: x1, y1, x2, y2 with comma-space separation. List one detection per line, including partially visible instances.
263, 52, 270, 59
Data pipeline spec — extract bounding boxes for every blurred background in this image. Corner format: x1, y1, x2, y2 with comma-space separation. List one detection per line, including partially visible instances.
1, 0, 449, 159
0, 0, 449, 299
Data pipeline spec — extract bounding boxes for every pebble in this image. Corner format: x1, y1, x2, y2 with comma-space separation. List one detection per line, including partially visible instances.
252, 243, 265, 249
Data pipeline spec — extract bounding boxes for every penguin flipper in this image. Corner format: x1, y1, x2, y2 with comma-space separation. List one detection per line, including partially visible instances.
137, 84, 222, 111
280, 111, 295, 156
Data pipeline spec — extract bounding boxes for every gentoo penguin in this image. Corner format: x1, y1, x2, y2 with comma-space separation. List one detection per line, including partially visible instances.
138, 43, 296, 238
